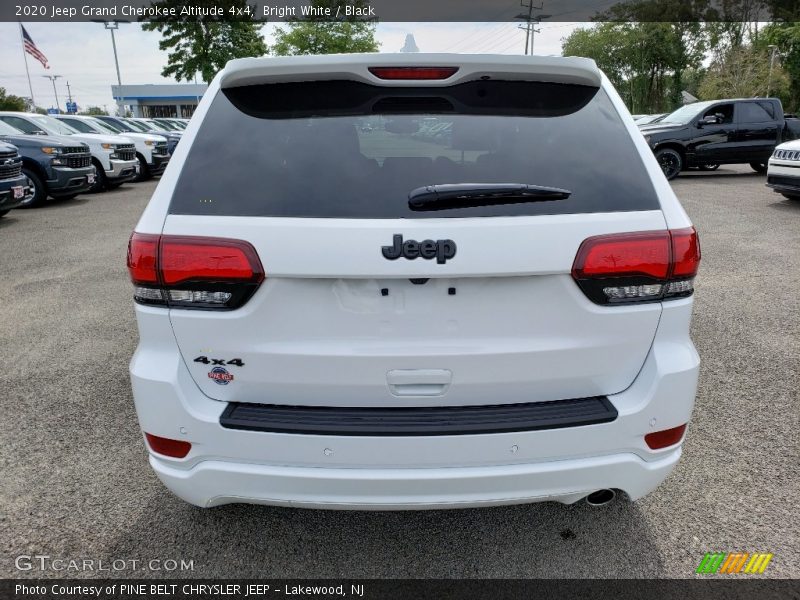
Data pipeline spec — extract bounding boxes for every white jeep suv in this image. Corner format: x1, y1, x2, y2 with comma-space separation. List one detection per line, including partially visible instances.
128, 54, 701, 509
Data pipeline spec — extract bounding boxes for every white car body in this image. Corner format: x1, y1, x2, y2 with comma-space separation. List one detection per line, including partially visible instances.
766, 138, 800, 199
128, 54, 701, 510
54, 114, 168, 173
0, 112, 138, 185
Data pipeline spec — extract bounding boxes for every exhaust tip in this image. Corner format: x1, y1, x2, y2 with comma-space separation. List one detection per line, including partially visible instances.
585, 489, 616, 507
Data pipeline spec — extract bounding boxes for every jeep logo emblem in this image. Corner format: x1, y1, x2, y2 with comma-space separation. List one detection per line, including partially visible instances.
381, 234, 456, 264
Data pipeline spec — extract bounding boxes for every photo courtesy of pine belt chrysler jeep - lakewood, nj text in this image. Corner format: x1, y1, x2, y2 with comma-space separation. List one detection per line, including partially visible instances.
127, 54, 701, 510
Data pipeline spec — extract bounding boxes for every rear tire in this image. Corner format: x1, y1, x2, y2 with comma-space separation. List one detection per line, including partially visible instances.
106, 181, 123, 190
20, 168, 46, 208
750, 162, 767, 173
781, 193, 800, 201
89, 161, 107, 193
655, 148, 683, 180
0, 209, 9, 217
134, 155, 151, 182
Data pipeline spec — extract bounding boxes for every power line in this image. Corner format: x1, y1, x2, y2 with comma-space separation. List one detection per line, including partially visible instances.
470, 24, 521, 53
514, 1, 551, 55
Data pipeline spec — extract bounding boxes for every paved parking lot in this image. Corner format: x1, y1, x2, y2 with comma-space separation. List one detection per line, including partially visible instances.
1, 165, 797, 579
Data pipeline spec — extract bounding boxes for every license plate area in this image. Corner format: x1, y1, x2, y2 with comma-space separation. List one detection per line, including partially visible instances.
12, 186, 24, 199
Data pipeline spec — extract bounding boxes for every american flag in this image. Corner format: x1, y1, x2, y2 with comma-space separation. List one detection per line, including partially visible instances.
21, 25, 49, 69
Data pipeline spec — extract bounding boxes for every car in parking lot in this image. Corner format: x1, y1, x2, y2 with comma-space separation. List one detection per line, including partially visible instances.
766, 139, 800, 200
0, 140, 31, 216
153, 117, 188, 131
127, 54, 701, 510
94, 116, 171, 181
635, 113, 666, 125
0, 119, 94, 206
639, 98, 800, 179
0, 112, 137, 193
122, 117, 181, 155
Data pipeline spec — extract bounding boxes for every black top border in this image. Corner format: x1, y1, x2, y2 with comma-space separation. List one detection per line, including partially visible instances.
2, 0, 799, 22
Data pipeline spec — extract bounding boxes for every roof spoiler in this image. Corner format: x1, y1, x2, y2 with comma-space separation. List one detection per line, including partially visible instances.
219, 53, 602, 90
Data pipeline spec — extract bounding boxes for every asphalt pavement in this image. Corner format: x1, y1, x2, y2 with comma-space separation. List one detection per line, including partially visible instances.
1, 164, 797, 579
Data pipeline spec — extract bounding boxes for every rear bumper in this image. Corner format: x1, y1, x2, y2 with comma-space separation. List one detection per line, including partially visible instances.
151, 448, 681, 510
130, 298, 699, 509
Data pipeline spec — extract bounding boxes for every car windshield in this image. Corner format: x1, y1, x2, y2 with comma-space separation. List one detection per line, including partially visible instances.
153, 121, 176, 131
125, 120, 151, 132
90, 118, 122, 134
58, 118, 96, 134
659, 102, 714, 125
30, 115, 80, 135
0, 120, 23, 135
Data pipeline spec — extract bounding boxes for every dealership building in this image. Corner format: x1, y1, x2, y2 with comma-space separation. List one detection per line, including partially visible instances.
111, 84, 208, 118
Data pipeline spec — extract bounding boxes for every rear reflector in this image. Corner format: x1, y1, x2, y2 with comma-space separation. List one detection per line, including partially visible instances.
572, 227, 700, 304
368, 66, 459, 80
644, 424, 687, 450
127, 233, 264, 310
145, 433, 191, 458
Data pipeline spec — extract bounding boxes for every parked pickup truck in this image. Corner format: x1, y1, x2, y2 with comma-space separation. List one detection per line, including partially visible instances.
0, 112, 139, 193
96, 116, 171, 180
639, 98, 800, 179
0, 119, 94, 207
0, 141, 31, 217
56, 115, 167, 183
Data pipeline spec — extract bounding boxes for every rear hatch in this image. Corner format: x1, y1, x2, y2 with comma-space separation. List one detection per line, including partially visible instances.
159, 58, 666, 406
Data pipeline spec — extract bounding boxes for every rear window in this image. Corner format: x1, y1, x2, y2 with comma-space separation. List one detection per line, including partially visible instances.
170, 80, 660, 218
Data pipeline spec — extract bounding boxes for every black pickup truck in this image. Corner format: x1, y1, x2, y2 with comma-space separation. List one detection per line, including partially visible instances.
639, 98, 800, 179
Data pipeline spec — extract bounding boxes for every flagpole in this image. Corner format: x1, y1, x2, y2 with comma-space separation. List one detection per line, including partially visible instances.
19, 23, 36, 109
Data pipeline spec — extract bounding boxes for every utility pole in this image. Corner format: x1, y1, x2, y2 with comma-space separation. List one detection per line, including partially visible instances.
93, 20, 129, 115
515, 1, 550, 55
104, 21, 123, 86
42, 75, 61, 111
766, 45, 778, 97
66, 81, 73, 103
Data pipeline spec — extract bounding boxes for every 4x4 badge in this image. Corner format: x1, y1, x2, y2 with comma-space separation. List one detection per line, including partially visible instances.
382, 234, 456, 264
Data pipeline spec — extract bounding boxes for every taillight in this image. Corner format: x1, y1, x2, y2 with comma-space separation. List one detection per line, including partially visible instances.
127, 233, 264, 310
644, 424, 687, 450
368, 66, 459, 80
571, 227, 700, 304
145, 433, 191, 458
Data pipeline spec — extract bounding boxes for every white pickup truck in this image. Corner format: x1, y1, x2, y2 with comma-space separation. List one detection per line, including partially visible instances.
55, 114, 169, 183
0, 112, 140, 192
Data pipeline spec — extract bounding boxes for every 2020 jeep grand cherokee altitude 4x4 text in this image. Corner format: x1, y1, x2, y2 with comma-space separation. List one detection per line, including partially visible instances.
127, 54, 701, 509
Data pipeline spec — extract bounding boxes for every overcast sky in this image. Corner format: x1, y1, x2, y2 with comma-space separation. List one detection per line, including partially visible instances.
0, 22, 582, 110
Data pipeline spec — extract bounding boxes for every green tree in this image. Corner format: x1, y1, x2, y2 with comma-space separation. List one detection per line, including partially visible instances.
762, 22, 800, 112
0, 88, 27, 111
562, 22, 705, 114
142, 1, 266, 83
80, 106, 108, 116
271, 0, 379, 56
698, 44, 790, 102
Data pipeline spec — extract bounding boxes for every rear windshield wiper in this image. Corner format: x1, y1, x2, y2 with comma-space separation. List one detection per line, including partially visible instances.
408, 183, 571, 211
